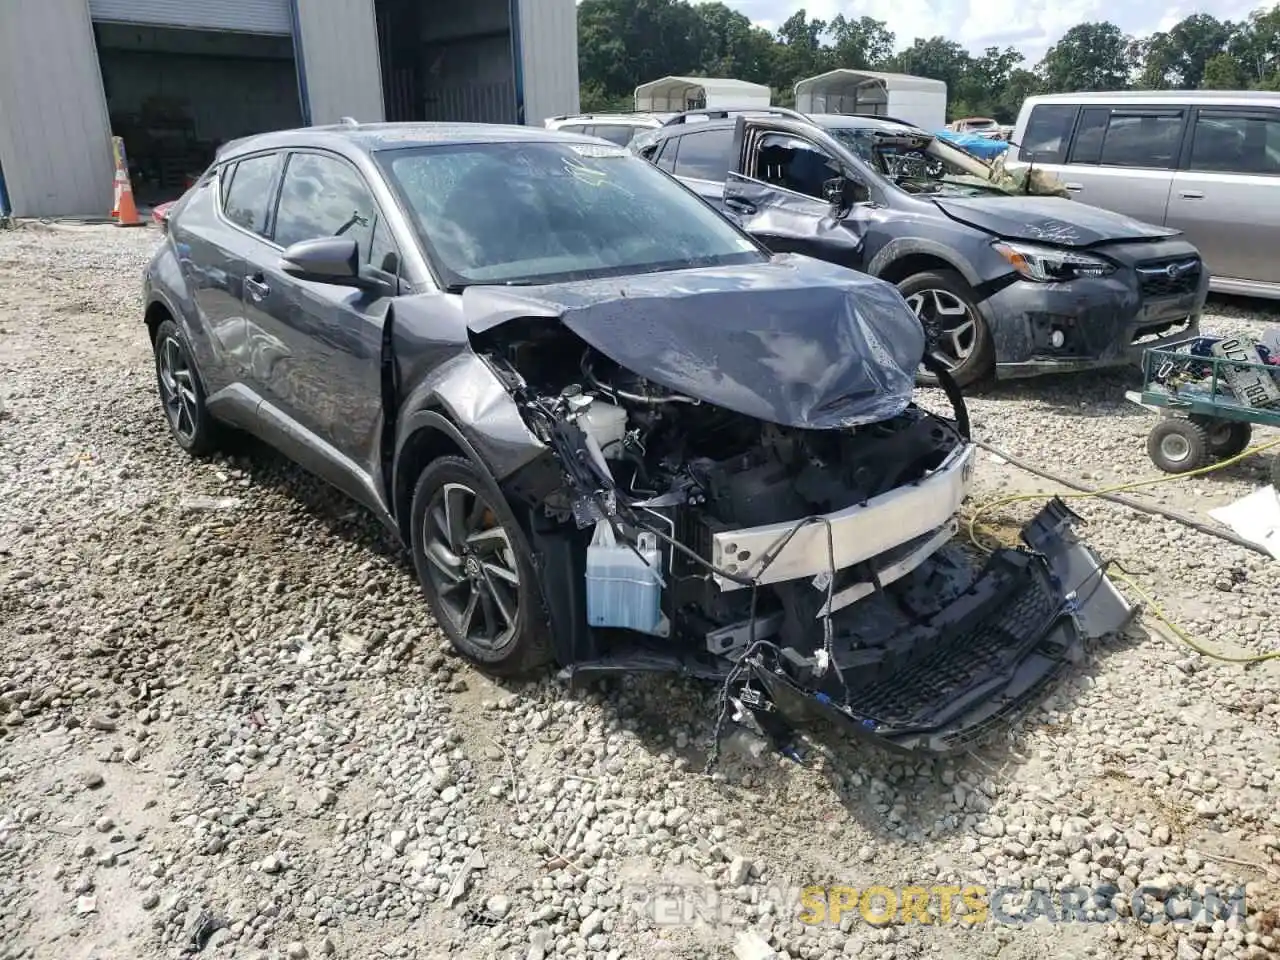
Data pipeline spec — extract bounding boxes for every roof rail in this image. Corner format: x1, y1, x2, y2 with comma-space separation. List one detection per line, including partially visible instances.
661, 106, 811, 126
339, 116, 359, 127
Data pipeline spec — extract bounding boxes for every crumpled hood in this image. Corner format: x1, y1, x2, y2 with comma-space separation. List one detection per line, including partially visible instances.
463, 255, 926, 429
933, 195, 1180, 247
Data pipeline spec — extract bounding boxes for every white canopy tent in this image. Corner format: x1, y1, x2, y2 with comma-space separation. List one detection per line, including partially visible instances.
634, 76, 771, 113
794, 70, 946, 130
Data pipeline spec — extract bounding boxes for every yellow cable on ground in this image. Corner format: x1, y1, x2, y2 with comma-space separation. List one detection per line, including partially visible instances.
964, 436, 1280, 666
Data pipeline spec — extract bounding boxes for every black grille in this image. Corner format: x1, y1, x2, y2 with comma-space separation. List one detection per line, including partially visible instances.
846, 570, 1059, 732
1136, 257, 1202, 299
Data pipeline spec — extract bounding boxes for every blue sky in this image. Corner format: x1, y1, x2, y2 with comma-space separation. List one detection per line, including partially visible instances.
721, 0, 1263, 64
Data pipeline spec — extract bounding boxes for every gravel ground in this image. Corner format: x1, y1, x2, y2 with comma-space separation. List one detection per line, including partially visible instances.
2, 222, 1279, 960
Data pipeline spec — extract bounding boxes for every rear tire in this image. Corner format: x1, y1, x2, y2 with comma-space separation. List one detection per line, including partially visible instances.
897, 269, 994, 389
152, 318, 220, 457
409, 455, 553, 677
1190, 416, 1251, 459
1147, 419, 1209, 474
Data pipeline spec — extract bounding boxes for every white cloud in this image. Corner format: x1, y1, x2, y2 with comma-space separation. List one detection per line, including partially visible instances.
724, 0, 1264, 64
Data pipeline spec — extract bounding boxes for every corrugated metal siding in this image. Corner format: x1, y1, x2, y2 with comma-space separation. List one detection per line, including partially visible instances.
0, 0, 115, 217
88, 0, 293, 35
294, 0, 384, 124
517, 0, 579, 126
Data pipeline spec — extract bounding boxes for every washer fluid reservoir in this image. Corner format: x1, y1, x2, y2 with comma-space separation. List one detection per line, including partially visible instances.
576, 400, 627, 458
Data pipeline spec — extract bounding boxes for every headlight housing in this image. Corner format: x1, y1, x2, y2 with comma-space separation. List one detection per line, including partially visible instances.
993, 241, 1116, 282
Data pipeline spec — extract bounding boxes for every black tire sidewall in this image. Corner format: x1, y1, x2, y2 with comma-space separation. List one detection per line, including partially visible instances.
897, 269, 994, 389
152, 318, 217, 457
409, 455, 551, 675
1191, 416, 1251, 458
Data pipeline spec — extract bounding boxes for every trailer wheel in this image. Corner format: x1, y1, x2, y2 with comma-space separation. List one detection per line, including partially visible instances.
1147, 419, 1210, 474
1190, 416, 1251, 459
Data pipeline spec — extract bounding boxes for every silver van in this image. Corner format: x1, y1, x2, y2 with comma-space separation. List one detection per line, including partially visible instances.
1006, 90, 1280, 299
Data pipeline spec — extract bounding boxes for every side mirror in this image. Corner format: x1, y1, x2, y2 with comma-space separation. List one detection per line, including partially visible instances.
280, 237, 374, 289
823, 176, 867, 210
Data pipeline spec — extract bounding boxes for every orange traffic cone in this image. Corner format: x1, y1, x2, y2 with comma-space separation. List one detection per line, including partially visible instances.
110, 136, 145, 228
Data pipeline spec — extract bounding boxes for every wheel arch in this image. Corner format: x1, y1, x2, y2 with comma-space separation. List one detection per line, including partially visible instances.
391, 409, 494, 547
871, 242, 981, 288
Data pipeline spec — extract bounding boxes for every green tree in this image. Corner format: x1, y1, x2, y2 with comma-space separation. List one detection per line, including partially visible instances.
1037, 22, 1135, 93
1139, 14, 1238, 89
890, 37, 973, 94
827, 14, 895, 70
1201, 51, 1245, 89
771, 9, 832, 89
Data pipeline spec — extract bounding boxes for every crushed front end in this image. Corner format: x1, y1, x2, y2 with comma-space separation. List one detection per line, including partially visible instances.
464, 263, 1136, 757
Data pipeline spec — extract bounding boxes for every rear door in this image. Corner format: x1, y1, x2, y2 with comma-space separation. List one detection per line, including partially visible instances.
1056, 105, 1186, 227
667, 126, 739, 207
198, 150, 286, 397
1166, 106, 1280, 285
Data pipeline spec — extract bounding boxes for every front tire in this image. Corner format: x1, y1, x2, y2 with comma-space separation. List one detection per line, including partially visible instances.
152, 318, 219, 457
1147, 419, 1209, 474
409, 455, 553, 677
898, 269, 994, 389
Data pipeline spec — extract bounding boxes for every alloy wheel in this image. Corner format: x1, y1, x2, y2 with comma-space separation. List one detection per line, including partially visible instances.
157, 335, 199, 443
905, 288, 976, 373
421, 482, 521, 651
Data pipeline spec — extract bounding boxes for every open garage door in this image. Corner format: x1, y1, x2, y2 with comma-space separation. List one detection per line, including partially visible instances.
377, 0, 519, 124
90, 12, 303, 205
88, 0, 293, 35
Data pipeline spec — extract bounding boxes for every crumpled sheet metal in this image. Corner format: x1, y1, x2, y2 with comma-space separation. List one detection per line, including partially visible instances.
463, 255, 925, 429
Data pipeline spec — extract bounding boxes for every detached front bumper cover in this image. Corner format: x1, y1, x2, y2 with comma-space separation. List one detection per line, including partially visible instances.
734, 498, 1137, 755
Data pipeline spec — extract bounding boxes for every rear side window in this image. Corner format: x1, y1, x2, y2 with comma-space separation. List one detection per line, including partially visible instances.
560, 124, 590, 135
1189, 112, 1280, 175
1066, 107, 1110, 164
1019, 104, 1078, 163
1097, 112, 1184, 168
274, 152, 378, 253
592, 124, 637, 147
222, 153, 281, 237
671, 128, 736, 181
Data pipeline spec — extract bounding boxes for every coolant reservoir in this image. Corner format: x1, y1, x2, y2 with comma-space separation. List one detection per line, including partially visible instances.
576, 400, 627, 458
585, 522, 664, 635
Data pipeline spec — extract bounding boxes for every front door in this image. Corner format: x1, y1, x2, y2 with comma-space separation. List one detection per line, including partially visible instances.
725, 126, 872, 270
249, 149, 401, 504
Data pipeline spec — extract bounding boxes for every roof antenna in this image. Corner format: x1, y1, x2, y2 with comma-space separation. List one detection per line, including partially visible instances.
340, 116, 359, 127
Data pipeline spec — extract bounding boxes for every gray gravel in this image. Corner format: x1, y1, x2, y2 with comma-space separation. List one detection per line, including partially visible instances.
1, 221, 1278, 960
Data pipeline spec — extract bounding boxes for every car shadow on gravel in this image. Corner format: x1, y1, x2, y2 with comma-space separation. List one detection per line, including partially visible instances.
964, 368, 1153, 419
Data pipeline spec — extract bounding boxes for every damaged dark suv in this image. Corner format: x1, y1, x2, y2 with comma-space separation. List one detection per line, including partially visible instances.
143, 121, 1134, 757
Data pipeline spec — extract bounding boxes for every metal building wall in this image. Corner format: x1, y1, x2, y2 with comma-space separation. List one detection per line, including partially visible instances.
293, 0, 385, 125
0, 0, 115, 218
515, 0, 580, 126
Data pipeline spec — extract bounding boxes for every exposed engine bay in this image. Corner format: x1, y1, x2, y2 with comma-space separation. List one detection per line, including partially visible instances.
472, 317, 1136, 758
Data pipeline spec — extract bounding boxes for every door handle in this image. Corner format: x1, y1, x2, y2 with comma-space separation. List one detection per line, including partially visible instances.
1179, 190, 1204, 200
244, 275, 270, 299
1063, 183, 1083, 191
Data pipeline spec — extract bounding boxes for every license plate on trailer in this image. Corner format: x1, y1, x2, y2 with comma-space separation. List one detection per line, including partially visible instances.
1210, 336, 1280, 408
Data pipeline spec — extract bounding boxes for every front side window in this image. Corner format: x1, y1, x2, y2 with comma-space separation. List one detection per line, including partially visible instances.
222, 152, 282, 237
1020, 104, 1078, 163
274, 152, 378, 253
671, 128, 736, 181
377, 141, 763, 289
754, 133, 841, 200
653, 136, 678, 172
1189, 112, 1280, 175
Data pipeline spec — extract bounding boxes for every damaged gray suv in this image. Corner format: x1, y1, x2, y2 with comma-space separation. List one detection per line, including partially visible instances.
143, 121, 1134, 757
